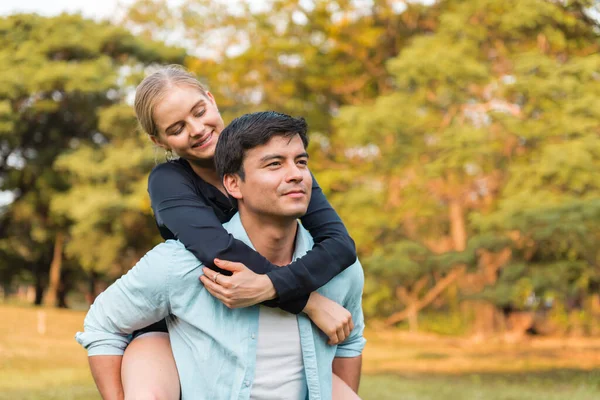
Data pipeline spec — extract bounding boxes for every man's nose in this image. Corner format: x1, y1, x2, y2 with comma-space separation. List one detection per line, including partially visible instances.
285, 163, 304, 183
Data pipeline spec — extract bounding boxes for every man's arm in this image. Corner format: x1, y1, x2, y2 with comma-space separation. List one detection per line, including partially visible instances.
334, 259, 367, 392
75, 243, 174, 399
333, 355, 362, 392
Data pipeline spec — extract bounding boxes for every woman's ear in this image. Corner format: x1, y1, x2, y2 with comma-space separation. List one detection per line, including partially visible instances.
205, 91, 216, 104
205, 91, 220, 113
149, 135, 168, 150
223, 173, 242, 200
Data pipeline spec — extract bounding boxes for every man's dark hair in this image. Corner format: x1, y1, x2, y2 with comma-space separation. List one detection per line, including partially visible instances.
215, 111, 309, 180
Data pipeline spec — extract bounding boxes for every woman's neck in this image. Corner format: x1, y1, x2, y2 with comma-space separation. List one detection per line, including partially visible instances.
188, 159, 227, 195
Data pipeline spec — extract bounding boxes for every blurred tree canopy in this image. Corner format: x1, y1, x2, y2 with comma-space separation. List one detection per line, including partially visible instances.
0, 13, 184, 305
1, 0, 600, 337
335, 0, 600, 334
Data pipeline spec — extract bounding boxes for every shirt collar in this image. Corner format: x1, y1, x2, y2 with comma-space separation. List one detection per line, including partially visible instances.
224, 213, 312, 262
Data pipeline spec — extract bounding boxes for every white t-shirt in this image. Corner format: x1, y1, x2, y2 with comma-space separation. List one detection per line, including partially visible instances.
250, 306, 307, 400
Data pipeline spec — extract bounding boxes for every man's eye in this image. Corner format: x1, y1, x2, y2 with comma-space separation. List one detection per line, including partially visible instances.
267, 162, 281, 167
297, 159, 308, 166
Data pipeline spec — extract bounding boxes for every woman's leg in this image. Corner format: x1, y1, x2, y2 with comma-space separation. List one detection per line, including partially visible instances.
121, 332, 180, 400
332, 373, 361, 400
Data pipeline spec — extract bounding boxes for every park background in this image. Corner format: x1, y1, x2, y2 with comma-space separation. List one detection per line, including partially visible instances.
1, 0, 600, 398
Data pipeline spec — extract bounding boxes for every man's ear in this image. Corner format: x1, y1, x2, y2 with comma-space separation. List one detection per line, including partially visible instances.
149, 135, 168, 151
223, 173, 243, 200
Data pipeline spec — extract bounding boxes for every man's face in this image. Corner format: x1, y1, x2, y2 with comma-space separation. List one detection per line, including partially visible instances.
233, 134, 312, 220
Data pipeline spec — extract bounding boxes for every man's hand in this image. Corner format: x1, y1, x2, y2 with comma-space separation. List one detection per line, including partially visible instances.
199, 258, 277, 308
303, 292, 354, 345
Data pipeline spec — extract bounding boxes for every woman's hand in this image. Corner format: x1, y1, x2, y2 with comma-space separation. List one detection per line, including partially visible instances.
303, 292, 354, 345
199, 259, 277, 308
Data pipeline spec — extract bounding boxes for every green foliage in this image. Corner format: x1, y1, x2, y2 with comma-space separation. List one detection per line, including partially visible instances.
2, 0, 600, 334
0, 13, 184, 287
336, 0, 600, 329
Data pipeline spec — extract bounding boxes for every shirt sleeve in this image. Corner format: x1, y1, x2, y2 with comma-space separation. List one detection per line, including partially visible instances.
335, 260, 367, 358
75, 243, 173, 356
148, 164, 356, 314
266, 173, 357, 303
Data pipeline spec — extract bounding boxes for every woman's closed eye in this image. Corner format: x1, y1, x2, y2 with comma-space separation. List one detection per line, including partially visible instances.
168, 124, 184, 135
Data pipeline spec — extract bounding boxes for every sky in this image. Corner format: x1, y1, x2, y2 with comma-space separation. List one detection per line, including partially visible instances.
0, 0, 133, 20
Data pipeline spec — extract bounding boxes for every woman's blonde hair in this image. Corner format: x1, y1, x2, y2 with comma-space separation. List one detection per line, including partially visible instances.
134, 64, 208, 138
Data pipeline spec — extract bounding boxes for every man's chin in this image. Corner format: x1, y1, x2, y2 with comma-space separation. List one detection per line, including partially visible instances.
282, 207, 309, 220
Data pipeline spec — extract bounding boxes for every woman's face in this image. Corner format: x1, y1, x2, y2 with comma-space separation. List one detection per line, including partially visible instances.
152, 85, 225, 162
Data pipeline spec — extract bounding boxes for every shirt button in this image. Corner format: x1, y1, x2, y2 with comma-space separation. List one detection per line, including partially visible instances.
251, 333, 255, 339
245, 380, 250, 387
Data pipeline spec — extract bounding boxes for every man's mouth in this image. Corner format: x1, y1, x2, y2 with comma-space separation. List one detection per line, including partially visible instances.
283, 189, 306, 198
191, 132, 213, 149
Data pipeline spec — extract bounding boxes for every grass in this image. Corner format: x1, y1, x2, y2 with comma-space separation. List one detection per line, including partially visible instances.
1, 303, 600, 400
359, 371, 600, 400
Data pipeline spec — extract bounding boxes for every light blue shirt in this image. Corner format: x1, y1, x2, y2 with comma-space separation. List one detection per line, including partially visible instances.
76, 213, 366, 400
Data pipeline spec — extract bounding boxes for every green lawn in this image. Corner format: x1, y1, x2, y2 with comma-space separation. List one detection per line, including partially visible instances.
2, 371, 599, 400
359, 371, 600, 400
1, 304, 599, 400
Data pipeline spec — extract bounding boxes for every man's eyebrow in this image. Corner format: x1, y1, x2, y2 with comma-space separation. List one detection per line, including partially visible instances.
165, 100, 205, 133
259, 154, 285, 163
259, 152, 309, 163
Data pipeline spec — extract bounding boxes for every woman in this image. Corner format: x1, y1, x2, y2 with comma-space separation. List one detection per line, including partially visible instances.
117, 65, 360, 399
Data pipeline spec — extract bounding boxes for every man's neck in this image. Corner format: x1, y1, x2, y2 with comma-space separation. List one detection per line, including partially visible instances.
239, 211, 298, 266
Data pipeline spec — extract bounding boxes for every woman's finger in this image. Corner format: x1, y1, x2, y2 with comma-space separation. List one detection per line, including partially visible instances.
328, 330, 340, 345
214, 259, 246, 272
337, 327, 346, 343
202, 268, 232, 288
200, 275, 228, 297
343, 322, 350, 339
206, 288, 229, 306
202, 279, 232, 306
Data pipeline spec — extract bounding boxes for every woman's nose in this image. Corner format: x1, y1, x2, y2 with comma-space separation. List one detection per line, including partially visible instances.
189, 119, 205, 137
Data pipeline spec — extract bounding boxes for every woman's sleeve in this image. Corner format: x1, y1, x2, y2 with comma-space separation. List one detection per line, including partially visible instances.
148, 163, 275, 273
265, 172, 357, 304
148, 165, 355, 314
148, 164, 307, 313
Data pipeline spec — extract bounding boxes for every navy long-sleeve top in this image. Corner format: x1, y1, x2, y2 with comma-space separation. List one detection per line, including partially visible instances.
148, 158, 357, 314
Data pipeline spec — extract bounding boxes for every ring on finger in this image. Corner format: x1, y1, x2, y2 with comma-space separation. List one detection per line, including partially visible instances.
213, 272, 221, 284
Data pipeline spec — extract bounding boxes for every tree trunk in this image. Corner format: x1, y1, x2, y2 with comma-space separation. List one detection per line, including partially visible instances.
407, 305, 418, 333
43, 231, 64, 307
86, 271, 98, 305
448, 199, 466, 251
471, 301, 499, 338
34, 282, 44, 305
0, 283, 9, 300
386, 266, 466, 326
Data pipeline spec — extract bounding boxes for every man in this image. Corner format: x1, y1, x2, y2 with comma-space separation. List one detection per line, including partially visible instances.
76, 111, 366, 400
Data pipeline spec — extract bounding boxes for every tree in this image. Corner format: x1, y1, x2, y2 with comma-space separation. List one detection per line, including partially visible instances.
123, 0, 438, 131
336, 0, 600, 334
0, 13, 184, 305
